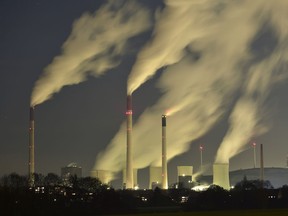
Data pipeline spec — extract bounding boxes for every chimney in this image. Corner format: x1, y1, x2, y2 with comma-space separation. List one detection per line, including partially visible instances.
161, 115, 168, 189
126, 95, 133, 189
29, 106, 35, 187
260, 144, 264, 187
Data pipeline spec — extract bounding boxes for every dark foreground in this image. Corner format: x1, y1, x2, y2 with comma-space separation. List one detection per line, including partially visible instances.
1, 173, 288, 215
108, 209, 288, 216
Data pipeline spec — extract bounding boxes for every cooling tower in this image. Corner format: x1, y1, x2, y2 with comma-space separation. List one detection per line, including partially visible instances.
28, 106, 35, 187
161, 115, 168, 189
213, 163, 230, 190
91, 170, 113, 185
126, 94, 133, 189
149, 166, 162, 189
177, 166, 193, 188
122, 168, 138, 189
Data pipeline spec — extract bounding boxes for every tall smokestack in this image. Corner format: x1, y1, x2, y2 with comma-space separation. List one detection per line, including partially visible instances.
260, 144, 264, 186
161, 115, 168, 189
126, 95, 133, 189
29, 106, 35, 187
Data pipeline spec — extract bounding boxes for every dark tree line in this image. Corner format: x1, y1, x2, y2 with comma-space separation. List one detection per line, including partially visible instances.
1, 173, 288, 216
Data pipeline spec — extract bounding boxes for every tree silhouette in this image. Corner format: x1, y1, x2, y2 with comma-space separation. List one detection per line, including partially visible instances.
44, 173, 61, 186
77, 177, 105, 192
0, 173, 27, 188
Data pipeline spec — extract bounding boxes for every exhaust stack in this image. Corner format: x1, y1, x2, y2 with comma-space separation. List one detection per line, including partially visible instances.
126, 95, 133, 189
260, 144, 264, 187
161, 115, 168, 189
29, 106, 35, 187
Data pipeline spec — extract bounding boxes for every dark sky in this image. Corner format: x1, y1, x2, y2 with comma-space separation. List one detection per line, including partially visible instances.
1, 0, 288, 189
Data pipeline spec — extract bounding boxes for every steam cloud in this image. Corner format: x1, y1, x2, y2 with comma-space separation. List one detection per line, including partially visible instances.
94, 0, 288, 175
30, 0, 151, 106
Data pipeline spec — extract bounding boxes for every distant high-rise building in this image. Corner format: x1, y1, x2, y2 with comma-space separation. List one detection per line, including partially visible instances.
61, 162, 82, 180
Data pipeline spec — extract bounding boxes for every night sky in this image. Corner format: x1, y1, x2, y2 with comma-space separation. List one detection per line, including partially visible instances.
1, 0, 288, 189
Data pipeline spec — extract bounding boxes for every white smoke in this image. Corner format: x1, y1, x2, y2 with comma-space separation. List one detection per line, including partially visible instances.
215, 0, 288, 163
215, 48, 288, 163
96, 0, 288, 173
30, 0, 151, 106
127, 0, 211, 94
94, 0, 288, 175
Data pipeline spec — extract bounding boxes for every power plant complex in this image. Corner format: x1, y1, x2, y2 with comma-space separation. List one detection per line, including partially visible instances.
29, 96, 282, 191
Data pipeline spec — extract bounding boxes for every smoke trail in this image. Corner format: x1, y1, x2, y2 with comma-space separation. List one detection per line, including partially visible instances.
31, 0, 151, 106
94, 0, 281, 174
215, 0, 288, 163
215, 48, 288, 163
127, 0, 209, 94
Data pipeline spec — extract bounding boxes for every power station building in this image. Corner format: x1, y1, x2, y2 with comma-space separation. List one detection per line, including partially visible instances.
199, 167, 288, 189
61, 162, 82, 179
213, 163, 230, 190
177, 166, 193, 188
149, 166, 162, 189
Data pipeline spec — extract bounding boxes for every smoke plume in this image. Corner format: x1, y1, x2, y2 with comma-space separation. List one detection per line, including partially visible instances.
94, 0, 288, 176
215, 0, 288, 163
31, 0, 151, 106
215, 47, 288, 163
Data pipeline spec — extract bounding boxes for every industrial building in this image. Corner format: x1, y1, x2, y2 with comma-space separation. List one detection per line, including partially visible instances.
199, 167, 288, 189
149, 166, 162, 189
177, 166, 193, 188
213, 163, 230, 190
28, 98, 287, 191
61, 162, 82, 180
